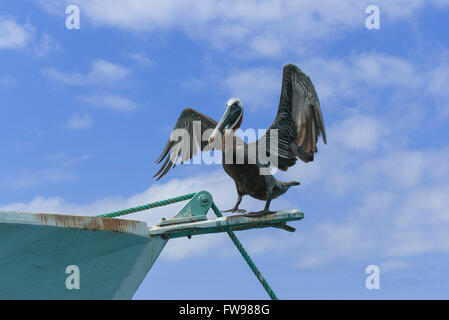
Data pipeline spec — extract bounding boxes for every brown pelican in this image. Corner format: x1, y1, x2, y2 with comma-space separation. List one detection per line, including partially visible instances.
154, 64, 327, 216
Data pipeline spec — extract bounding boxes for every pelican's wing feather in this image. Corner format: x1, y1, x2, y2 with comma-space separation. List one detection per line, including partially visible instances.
261, 64, 326, 171
154, 108, 217, 180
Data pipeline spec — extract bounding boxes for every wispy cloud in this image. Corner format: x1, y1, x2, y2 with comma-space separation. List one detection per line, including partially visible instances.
10, 170, 77, 188
63, 113, 94, 129
380, 260, 411, 273
270, 109, 449, 269
46, 153, 91, 167
42, 59, 131, 85
79, 93, 142, 112
5, 153, 91, 188
0, 16, 60, 57
36, 0, 449, 57
33, 33, 61, 58
215, 52, 449, 117
0, 16, 33, 49
43, 59, 139, 116
301, 53, 425, 107
223, 67, 279, 110
183, 51, 449, 119
330, 115, 388, 152
291, 181, 449, 269
428, 58, 449, 116
127, 52, 154, 67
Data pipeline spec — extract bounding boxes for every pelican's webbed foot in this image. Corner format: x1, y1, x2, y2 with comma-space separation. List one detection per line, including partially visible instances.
244, 210, 276, 217
222, 208, 246, 214
222, 194, 246, 214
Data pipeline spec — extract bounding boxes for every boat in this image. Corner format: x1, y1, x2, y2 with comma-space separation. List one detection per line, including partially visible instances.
0, 191, 303, 299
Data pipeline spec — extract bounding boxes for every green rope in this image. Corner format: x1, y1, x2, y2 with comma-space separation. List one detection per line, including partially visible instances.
96, 192, 196, 218
95, 191, 278, 300
211, 202, 279, 300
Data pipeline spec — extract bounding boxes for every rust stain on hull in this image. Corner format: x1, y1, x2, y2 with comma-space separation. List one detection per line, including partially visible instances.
35, 213, 146, 234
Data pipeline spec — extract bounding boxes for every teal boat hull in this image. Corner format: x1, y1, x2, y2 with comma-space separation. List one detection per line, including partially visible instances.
0, 211, 166, 299
0, 208, 303, 299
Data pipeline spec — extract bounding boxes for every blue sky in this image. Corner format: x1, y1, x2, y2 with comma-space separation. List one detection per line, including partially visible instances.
1, 0, 449, 299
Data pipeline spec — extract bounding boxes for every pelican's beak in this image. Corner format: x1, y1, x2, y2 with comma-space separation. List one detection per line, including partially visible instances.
208, 102, 242, 145
208, 128, 219, 145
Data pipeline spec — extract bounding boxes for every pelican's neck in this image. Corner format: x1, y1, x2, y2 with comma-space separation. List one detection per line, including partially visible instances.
222, 113, 243, 152
233, 112, 243, 130
222, 129, 235, 150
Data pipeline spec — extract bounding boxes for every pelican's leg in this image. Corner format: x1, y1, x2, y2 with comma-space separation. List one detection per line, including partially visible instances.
245, 199, 276, 217
222, 194, 246, 214
245, 177, 276, 217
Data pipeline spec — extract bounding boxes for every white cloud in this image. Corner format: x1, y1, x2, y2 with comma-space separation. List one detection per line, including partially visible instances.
329, 115, 388, 152
223, 67, 279, 110
428, 60, 449, 116
63, 113, 94, 129
0, 17, 33, 49
300, 53, 425, 107
127, 52, 154, 67
89, 59, 130, 82
43, 59, 131, 85
292, 52, 449, 126
188, 52, 448, 121
352, 54, 421, 88
272, 135, 449, 269
248, 34, 282, 57
36, 0, 449, 57
284, 181, 449, 270
33, 0, 65, 15
33, 33, 61, 58
186, 52, 448, 117
379, 260, 412, 272
80, 93, 142, 112
295, 137, 449, 197
0, 16, 59, 57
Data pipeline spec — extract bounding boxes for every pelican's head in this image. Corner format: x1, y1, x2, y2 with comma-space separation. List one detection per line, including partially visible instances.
208, 98, 244, 144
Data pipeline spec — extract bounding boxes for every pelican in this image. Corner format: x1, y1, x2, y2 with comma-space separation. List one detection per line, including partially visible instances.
154, 64, 327, 216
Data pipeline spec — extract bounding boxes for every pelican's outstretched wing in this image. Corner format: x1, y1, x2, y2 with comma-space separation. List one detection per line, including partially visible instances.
260, 64, 327, 171
154, 108, 217, 180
